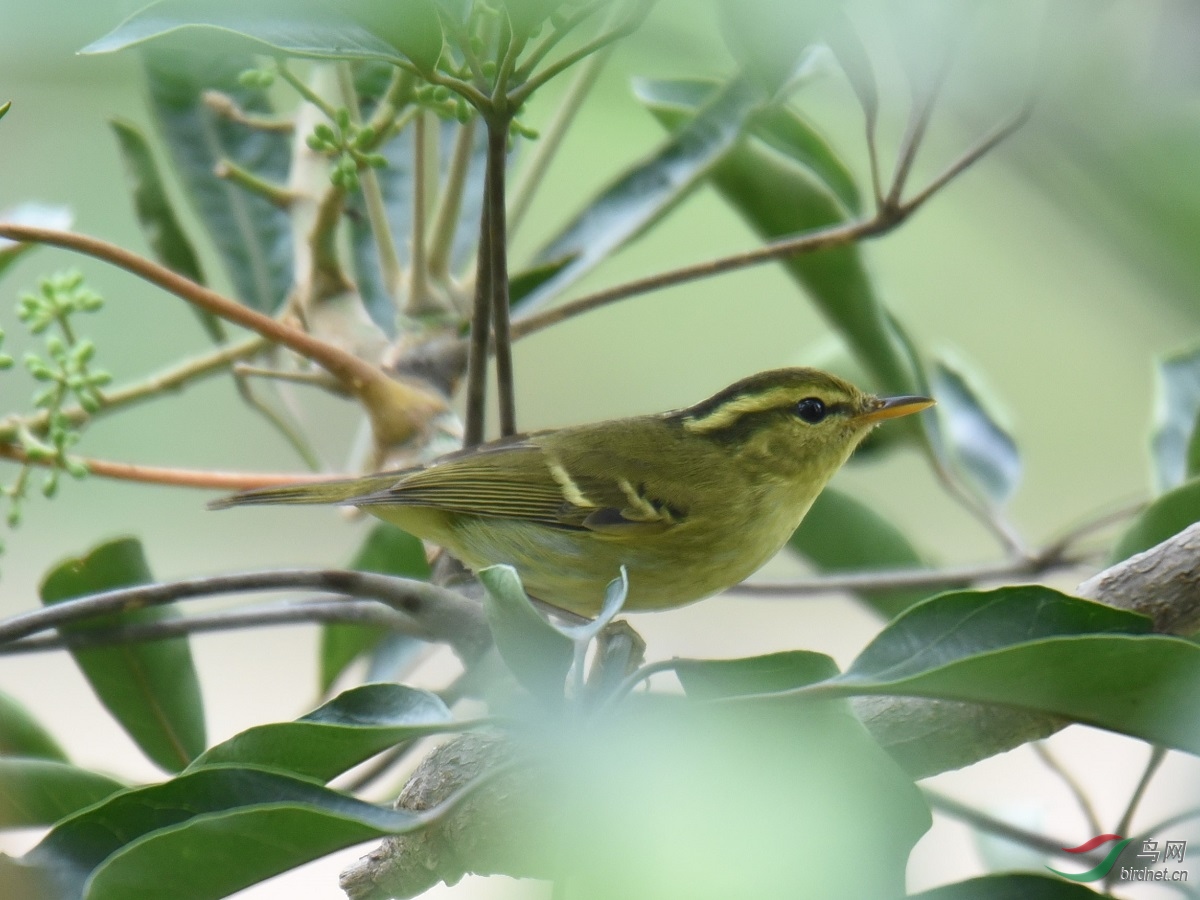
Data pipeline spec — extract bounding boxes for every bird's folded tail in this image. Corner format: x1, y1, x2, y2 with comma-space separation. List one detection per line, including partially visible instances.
208, 471, 405, 510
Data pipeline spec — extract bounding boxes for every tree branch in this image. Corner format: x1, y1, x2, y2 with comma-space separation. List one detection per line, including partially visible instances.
0, 568, 490, 662
0, 223, 449, 449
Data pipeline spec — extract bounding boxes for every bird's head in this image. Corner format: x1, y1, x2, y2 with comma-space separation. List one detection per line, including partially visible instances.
671, 368, 934, 479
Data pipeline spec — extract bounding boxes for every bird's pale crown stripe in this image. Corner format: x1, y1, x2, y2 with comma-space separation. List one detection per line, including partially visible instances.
681, 387, 800, 434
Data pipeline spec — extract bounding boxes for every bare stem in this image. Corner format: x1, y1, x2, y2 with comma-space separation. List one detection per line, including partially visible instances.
0, 568, 490, 660
1117, 746, 1168, 837
0, 443, 333, 491
508, 33, 613, 238
513, 0, 609, 82
427, 117, 477, 279
337, 62, 404, 304
926, 789, 1102, 864
202, 90, 294, 132
231, 372, 323, 471
1032, 741, 1103, 837
463, 163, 494, 447
0, 335, 266, 444
406, 111, 436, 315
214, 158, 297, 207
486, 118, 516, 437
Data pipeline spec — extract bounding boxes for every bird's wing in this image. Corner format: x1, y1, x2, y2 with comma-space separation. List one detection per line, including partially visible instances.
352, 433, 683, 534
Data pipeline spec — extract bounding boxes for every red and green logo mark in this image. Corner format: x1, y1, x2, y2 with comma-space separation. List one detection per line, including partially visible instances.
1047, 834, 1132, 882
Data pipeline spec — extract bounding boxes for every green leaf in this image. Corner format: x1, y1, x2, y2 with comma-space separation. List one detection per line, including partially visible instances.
83, 1, 444, 72
108, 117, 223, 342
478, 565, 573, 700
0, 690, 67, 761
1111, 477, 1200, 563
141, 46, 293, 313
0, 759, 124, 829
718, 0, 840, 94
830, 586, 1200, 755
39, 538, 206, 772
929, 356, 1021, 507
637, 77, 917, 396
675, 650, 839, 700
320, 523, 432, 692
520, 76, 764, 312
25, 767, 430, 900
750, 103, 861, 215
910, 873, 1104, 899
501, 0, 571, 41
1152, 343, 1200, 491
191, 683, 453, 781
788, 487, 934, 617
0, 203, 73, 280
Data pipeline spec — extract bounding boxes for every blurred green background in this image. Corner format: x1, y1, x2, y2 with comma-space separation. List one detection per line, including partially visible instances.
1, 1, 1198, 897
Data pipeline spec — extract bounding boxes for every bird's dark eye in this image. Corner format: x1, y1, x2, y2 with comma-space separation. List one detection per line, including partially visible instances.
795, 397, 827, 424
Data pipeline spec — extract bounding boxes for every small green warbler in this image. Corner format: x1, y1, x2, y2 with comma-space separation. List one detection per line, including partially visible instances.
213, 368, 932, 616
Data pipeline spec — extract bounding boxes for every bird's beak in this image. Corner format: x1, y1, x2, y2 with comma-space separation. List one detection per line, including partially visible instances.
856, 395, 935, 424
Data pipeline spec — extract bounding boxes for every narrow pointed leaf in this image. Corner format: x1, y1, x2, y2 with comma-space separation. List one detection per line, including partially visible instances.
1111, 477, 1200, 563
825, 587, 1200, 755
39, 538, 205, 772
929, 356, 1021, 507
788, 487, 934, 617
191, 683, 453, 781
0, 690, 67, 761
751, 104, 861, 215
478, 565, 573, 700
0, 759, 124, 829
142, 46, 293, 313
109, 117, 223, 341
676, 650, 839, 700
26, 767, 429, 900
83, 1, 444, 72
320, 523, 431, 692
638, 77, 917, 395
519, 76, 764, 312
0, 203, 73, 279
1152, 343, 1200, 491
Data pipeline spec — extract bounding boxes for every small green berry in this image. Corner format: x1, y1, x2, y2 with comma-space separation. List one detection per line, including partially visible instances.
41, 472, 59, 498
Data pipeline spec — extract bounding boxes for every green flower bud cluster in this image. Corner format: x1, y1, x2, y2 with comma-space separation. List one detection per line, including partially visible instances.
3, 270, 109, 537
304, 108, 387, 192
237, 68, 276, 89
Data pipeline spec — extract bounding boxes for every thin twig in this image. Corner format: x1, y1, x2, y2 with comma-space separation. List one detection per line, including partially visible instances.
406, 111, 436, 315
509, 0, 655, 106
727, 552, 1086, 597
232, 372, 323, 471
1033, 741, 1103, 837
0, 568, 490, 660
213, 159, 298, 208
0, 335, 266, 444
278, 61, 340, 121
463, 134, 496, 447
202, 90, 295, 132
0, 443, 333, 491
1117, 746, 1168, 838
427, 117, 477, 280
508, 27, 614, 237
506, 103, 1031, 346
486, 118, 517, 437
885, 38, 956, 209
337, 62, 404, 305
925, 789, 1101, 864
0, 598, 416, 653
232, 363, 349, 394
513, 0, 609, 83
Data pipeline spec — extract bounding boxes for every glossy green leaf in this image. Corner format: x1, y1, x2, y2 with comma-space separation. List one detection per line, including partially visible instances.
478, 565, 573, 700
320, 523, 432, 692
829, 587, 1200, 755
675, 650, 839, 700
788, 487, 934, 617
40, 538, 205, 772
0, 759, 124, 829
751, 104, 861, 215
25, 767, 429, 900
141, 46, 293, 313
1152, 343, 1200, 491
0, 203, 73, 279
1111, 477, 1200, 563
638, 77, 917, 396
910, 873, 1104, 899
83, 1, 444, 72
191, 683, 453, 781
109, 117, 223, 342
520, 76, 764, 312
0, 690, 67, 761
929, 356, 1021, 507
